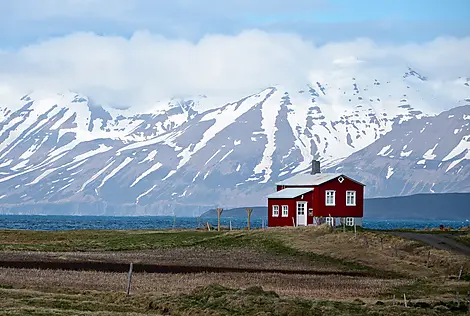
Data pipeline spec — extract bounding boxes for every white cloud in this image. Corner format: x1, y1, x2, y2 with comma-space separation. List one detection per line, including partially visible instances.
0, 30, 469, 108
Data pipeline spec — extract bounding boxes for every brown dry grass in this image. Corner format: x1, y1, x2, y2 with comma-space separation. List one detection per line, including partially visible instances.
1, 227, 470, 315
0, 267, 407, 300
0, 247, 322, 271
261, 226, 469, 278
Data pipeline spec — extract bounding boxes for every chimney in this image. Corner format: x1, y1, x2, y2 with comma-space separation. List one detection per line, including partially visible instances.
311, 160, 321, 175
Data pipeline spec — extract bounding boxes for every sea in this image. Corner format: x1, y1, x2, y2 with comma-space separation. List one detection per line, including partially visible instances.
0, 215, 468, 231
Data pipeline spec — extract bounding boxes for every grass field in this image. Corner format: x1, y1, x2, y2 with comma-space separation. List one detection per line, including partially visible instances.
0, 226, 469, 315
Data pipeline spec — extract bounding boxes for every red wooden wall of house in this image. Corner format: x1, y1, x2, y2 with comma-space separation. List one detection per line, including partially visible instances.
313, 177, 363, 218
268, 191, 315, 227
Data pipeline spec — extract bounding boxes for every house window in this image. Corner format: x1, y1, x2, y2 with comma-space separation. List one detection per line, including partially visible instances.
346, 191, 356, 206
346, 217, 354, 226
272, 205, 279, 217
325, 190, 336, 206
282, 205, 288, 217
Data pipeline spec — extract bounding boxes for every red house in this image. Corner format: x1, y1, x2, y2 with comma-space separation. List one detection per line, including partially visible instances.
267, 160, 365, 227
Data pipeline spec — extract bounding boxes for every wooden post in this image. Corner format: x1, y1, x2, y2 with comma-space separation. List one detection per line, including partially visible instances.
458, 265, 463, 280
245, 208, 253, 230
354, 224, 357, 238
126, 263, 133, 295
403, 294, 407, 307
206, 222, 211, 231
342, 217, 346, 233
456, 291, 460, 308
216, 208, 223, 231
426, 250, 431, 268
467, 291, 470, 314
380, 237, 383, 251
292, 217, 296, 227
393, 294, 396, 306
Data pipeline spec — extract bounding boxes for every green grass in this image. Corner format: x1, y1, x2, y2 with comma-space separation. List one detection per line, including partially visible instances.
380, 277, 470, 303
0, 288, 152, 316
0, 229, 221, 252
2, 284, 467, 316
148, 283, 469, 316
194, 231, 386, 274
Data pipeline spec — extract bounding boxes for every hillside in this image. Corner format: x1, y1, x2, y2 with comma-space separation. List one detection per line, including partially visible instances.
201, 192, 470, 221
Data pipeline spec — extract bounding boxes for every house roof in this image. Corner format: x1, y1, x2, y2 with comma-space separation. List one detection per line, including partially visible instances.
275, 173, 365, 186
267, 187, 314, 199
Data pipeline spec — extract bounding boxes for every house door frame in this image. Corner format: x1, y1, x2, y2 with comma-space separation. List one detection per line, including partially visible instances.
296, 201, 307, 226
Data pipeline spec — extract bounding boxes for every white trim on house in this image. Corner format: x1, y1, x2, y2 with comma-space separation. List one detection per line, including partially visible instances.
325, 190, 336, 206
282, 205, 289, 217
272, 205, 279, 217
346, 190, 356, 206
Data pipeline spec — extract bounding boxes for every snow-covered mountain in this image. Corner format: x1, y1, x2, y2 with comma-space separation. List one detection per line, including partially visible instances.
0, 68, 469, 215
327, 104, 470, 196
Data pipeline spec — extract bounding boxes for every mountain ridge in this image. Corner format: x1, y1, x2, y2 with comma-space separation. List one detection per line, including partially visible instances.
0, 67, 469, 215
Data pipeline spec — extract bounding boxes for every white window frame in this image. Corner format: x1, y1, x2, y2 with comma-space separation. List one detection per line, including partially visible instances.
346, 191, 356, 206
272, 205, 279, 217
282, 205, 288, 217
346, 217, 354, 226
325, 190, 336, 206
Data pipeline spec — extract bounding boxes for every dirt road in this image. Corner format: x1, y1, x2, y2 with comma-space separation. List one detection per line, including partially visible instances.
388, 232, 470, 257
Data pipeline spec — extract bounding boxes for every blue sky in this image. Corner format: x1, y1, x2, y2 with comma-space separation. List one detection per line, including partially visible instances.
0, 0, 469, 49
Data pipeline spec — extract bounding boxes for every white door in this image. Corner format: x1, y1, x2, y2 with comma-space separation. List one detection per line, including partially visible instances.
296, 202, 307, 226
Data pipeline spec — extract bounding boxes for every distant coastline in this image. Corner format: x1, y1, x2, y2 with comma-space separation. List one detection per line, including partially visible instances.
201, 192, 470, 221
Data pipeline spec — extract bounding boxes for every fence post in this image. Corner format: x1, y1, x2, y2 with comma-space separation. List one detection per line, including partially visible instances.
245, 208, 253, 230
458, 265, 463, 280
467, 291, 470, 314
126, 263, 133, 295
216, 208, 223, 231
426, 250, 431, 268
